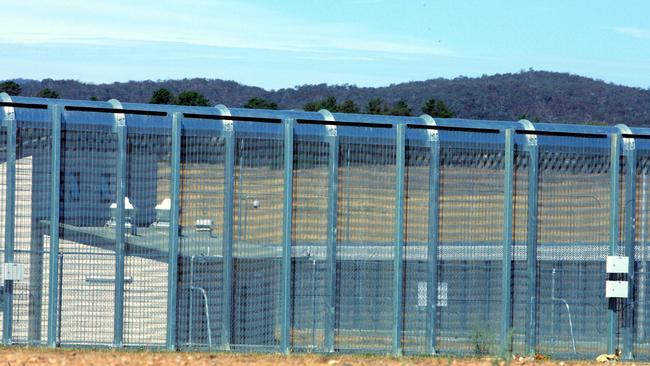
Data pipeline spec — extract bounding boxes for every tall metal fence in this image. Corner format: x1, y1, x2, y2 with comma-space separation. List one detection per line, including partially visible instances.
0, 93, 648, 359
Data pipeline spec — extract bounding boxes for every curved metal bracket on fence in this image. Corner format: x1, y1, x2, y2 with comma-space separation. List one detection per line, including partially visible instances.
0, 92, 16, 123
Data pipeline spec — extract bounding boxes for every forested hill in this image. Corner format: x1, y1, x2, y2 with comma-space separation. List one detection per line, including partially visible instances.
8, 71, 650, 126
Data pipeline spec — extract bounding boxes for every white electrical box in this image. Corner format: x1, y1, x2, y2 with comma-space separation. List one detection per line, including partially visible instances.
1, 263, 25, 282
606, 256, 629, 274
606, 280, 628, 298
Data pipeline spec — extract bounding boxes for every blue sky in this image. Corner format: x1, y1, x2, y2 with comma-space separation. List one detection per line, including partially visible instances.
1, 0, 650, 89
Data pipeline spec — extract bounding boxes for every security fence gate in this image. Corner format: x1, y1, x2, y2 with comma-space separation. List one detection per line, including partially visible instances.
0, 93, 649, 359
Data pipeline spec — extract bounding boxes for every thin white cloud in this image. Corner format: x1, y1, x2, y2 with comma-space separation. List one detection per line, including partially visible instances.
0, 0, 452, 58
614, 27, 650, 40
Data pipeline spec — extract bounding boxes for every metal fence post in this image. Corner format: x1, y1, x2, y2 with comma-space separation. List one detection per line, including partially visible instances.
280, 117, 295, 354
518, 120, 539, 355
619, 126, 636, 360
111, 100, 126, 347
321, 110, 338, 353
217, 105, 234, 351
608, 133, 621, 354
501, 129, 515, 352
422, 116, 440, 355
47, 105, 62, 347
2, 96, 16, 345
392, 123, 406, 356
166, 112, 182, 350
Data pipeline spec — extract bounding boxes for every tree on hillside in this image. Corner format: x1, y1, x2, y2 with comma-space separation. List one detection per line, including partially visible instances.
36, 88, 59, 99
176, 91, 210, 106
244, 97, 278, 110
421, 98, 454, 118
150, 88, 175, 105
0, 81, 21, 96
89, 96, 99, 101
389, 100, 412, 116
365, 98, 388, 115
338, 100, 359, 113
303, 96, 339, 112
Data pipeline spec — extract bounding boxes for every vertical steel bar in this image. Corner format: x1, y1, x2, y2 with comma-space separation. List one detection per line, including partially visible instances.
392, 123, 406, 356
622, 139, 636, 360
113, 109, 127, 347
426, 128, 440, 355
525, 141, 539, 355
280, 117, 295, 354
608, 133, 620, 354
166, 112, 182, 350
47, 105, 62, 347
221, 118, 235, 351
500, 129, 515, 352
324, 125, 339, 353
2, 105, 16, 345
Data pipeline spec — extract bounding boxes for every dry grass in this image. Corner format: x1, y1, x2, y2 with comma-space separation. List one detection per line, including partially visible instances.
0, 348, 647, 366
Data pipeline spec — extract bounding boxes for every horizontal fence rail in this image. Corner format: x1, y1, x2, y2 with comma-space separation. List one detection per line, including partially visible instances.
1, 94, 650, 359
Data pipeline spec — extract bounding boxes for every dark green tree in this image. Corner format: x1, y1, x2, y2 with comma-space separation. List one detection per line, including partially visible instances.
176, 90, 209, 106
303, 96, 339, 112
36, 88, 59, 99
365, 98, 387, 115
244, 97, 278, 110
89, 96, 99, 101
303, 101, 320, 112
338, 99, 359, 113
389, 99, 412, 116
150, 88, 175, 105
0, 81, 21, 96
421, 98, 454, 118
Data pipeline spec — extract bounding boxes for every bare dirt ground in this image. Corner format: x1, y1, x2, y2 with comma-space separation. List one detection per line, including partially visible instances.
0, 348, 649, 366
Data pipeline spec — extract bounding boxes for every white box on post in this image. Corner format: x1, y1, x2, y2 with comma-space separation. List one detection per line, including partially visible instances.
1, 263, 25, 282
605, 280, 628, 298
606, 256, 629, 274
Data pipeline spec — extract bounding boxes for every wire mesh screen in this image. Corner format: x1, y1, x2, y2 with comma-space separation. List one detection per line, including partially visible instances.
231, 123, 284, 351
511, 144, 530, 354
290, 131, 329, 351
633, 143, 650, 357
177, 126, 227, 349
435, 130, 505, 355
7, 100, 650, 358
335, 129, 396, 353
58, 118, 116, 345
0, 125, 6, 335
535, 135, 610, 356
123, 123, 170, 346
402, 134, 432, 354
